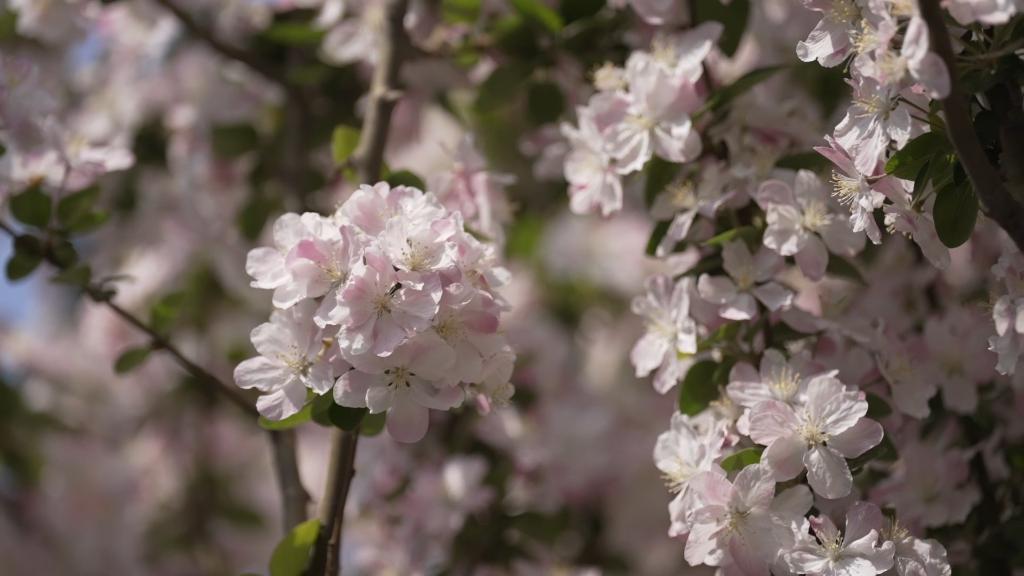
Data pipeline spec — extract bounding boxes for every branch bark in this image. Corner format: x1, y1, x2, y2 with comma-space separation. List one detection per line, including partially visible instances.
918, 0, 1024, 252
310, 1, 410, 574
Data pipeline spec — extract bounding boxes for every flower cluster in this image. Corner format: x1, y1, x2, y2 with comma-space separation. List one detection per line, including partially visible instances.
235, 182, 515, 442
549, 1, 1024, 574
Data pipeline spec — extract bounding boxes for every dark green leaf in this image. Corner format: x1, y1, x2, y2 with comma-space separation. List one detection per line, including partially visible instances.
526, 80, 566, 125
385, 169, 426, 190
475, 63, 531, 113
311, 393, 367, 431
269, 518, 321, 576
360, 412, 386, 436
57, 186, 100, 229
5, 250, 40, 280
10, 185, 51, 228
678, 360, 719, 415
825, 256, 865, 284
699, 65, 786, 117
510, 0, 563, 33
644, 157, 681, 208
776, 151, 830, 171
703, 226, 759, 247
885, 132, 950, 179
866, 393, 892, 419
261, 22, 325, 46
150, 292, 186, 334
645, 220, 671, 256
258, 403, 313, 431
114, 346, 152, 374
692, 0, 750, 56
212, 124, 260, 158
51, 264, 92, 286
933, 181, 978, 248
442, 0, 481, 23
331, 125, 360, 167
50, 239, 78, 268
720, 446, 764, 471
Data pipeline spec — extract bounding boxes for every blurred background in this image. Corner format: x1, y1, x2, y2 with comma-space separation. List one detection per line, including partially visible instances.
0, 0, 837, 574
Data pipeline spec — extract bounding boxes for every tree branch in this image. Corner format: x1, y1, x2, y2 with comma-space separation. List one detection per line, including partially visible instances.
0, 219, 310, 532
919, 0, 1024, 252
150, 0, 292, 91
311, 1, 410, 574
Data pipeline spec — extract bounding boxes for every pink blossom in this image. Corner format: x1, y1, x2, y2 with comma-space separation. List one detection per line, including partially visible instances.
684, 463, 812, 573
784, 502, 895, 576
318, 248, 441, 358
758, 170, 864, 281
698, 241, 793, 321
749, 373, 883, 498
630, 275, 699, 394
233, 301, 344, 420
334, 335, 461, 443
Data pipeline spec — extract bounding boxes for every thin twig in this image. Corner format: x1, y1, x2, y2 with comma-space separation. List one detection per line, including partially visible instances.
919, 0, 1024, 252
151, 0, 291, 91
311, 1, 410, 574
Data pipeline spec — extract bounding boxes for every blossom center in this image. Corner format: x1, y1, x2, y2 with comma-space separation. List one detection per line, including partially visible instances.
384, 366, 413, 388
830, 171, 864, 206
799, 413, 828, 445
826, 0, 860, 24
802, 201, 832, 232
768, 366, 800, 401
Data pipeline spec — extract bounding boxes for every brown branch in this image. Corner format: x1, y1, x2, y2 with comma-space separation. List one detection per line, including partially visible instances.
311, 1, 410, 574
150, 0, 292, 91
269, 428, 310, 530
919, 0, 1024, 252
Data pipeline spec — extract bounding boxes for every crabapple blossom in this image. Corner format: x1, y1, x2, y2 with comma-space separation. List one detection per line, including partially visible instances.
727, 349, 815, 434
238, 181, 515, 442
784, 502, 895, 576
234, 300, 344, 420
653, 412, 727, 535
683, 463, 812, 573
748, 372, 883, 498
849, 501, 952, 576
630, 275, 698, 394
796, 0, 863, 67
561, 99, 625, 216
697, 240, 793, 321
758, 170, 864, 281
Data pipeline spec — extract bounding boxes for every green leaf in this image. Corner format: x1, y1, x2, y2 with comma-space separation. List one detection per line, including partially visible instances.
932, 181, 978, 248
114, 346, 152, 374
212, 124, 260, 159
510, 0, 563, 33
261, 22, 325, 46
50, 239, 78, 268
268, 518, 321, 576
644, 157, 681, 208
150, 292, 186, 334
259, 403, 313, 431
311, 393, 367, 430
776, 152, 830, 172
6, 250, 40, 280
884, 132, 950, 179
526, 80, 566, 125
645, 220, 671, 256
385, 169, 426, 190
678, 360, 719, 415
825, 256, 866, 284
360, 412, 386, 436
57, 186, 100, 228
699, 65, 786, 117
51, 264, 92, 286
475, 62, 531, 113
442, 0, 481, 23
331, 125, 361, 167
10, 185, 51, 228
866, 393, 892, 419
692, 0, 750, 56
720, 447, 764, 471
703, 226, 759, 247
